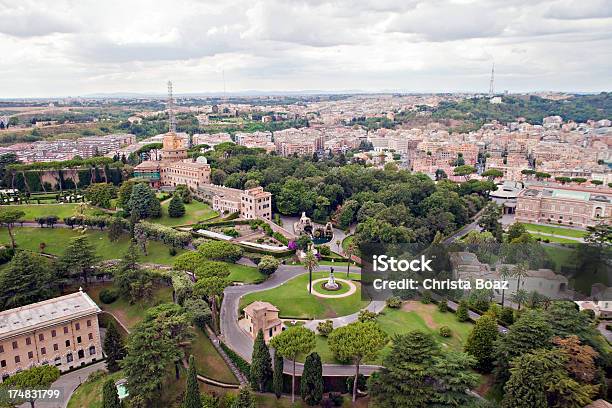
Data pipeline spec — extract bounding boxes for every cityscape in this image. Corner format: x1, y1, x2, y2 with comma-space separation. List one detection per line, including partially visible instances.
0, 1, 611, 408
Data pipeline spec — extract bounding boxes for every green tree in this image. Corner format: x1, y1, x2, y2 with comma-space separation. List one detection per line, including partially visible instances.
453, 165, 477, 181
194, 276, 230, 334
344, 241, 356, 278
0, 208, 24, 249
168, 194, 186, 218
270, 326, 316, 404
2, 365, 60, 408
183, 355, 203, 408
56, 235, 99, 285
478, 202, 503, 241
102, 378, 121, 408
175, 184, 192, 203
464, 314, 499, 372
430, 351, 480, 407
300, 352, 323, 405
507, 222, 527, 242
173, 251, 206, 272
303, 249, 319, 294
0, 251, 54, 310
584, 222, 611, 247
481, 168, 504, 182
103, 321, 125, 372
273, 352, 284, 399
328, 321, 388, 402
85, 183, 117, 208
198, 241, 243, 262
250, 330, 272, 392
126, 182, 161, 220
107, 217, 123, 242
258, 255, 280, 275
456, 300, 470, 322
231, 386, 255, 408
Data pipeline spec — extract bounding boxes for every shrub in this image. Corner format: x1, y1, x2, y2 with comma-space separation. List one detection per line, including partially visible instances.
317, 320, 334, 337
346, 374, 367, 393
386, 296, 402, 309
456, 300, 470, 322
220, 341, 250, 377
184, 298, 212, 329
420, 290, 432, 304
438, 299, 449, 313
439, 326, 452, 337
500, 307, 514, 326
257, 255, 280, 275
99, 288, 119, 304
168, 195, 186, 218
357, 310, 377, 322
329, 392, 344, 407
168, 247, 177, 256
318, 245, 331, 256
198, 240, 243, 262
223, 228, 240, 238
272, 232, 289, 245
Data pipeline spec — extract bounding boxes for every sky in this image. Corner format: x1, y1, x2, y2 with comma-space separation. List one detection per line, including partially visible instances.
0, 0, 611, 98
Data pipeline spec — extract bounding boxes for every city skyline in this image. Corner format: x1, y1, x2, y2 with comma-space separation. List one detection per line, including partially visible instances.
1, 0, 611, 98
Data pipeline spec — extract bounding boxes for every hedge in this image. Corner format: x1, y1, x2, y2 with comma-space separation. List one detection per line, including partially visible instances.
219, 341, 250, 377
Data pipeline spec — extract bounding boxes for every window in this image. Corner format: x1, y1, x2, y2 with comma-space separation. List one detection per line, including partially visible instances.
12, 341, 18, 350
51, 330, 56, 338
65, 340, 70, 347
86, 320, 91, 327
76, 336, 82, 344
0, 360, 5, 368
39, 334, 44, 341
25, 337, 31, 346
75, 323, 80, 331
54, 357, 61, 366
41, 347, 46, 355
66, 353, 73, 363
88, 333, 93, 340
78, 350, 84, 359
53, 344, 58, 351
14, 356, 20, 364
63, 327, 68, 334
27, 351, 33, 359
0, 345, 3, 353
89, 346, 96, 356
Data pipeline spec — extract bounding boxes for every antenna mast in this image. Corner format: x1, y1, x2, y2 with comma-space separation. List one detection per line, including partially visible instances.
488, 62, 495, 96
167, 80, 176, 133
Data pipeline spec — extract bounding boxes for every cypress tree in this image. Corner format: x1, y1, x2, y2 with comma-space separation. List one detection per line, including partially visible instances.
168, 194, 186, 218
456, 300, 469, 322
103, 321, 125, 372
273, 352, 284, 398
183, 355, 202, 408
102, 378, 121, 408
464, 314, 499, 373
232, 386, 255, 408
300, 352, 323, 405
250, 329, 272, 392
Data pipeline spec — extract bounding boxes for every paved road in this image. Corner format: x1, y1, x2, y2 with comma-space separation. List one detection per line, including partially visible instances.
220, 263, 381, 376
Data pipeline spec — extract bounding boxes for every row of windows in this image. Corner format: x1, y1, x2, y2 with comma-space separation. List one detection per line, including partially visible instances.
0, 321, 92, 353
0, 346, 97, 368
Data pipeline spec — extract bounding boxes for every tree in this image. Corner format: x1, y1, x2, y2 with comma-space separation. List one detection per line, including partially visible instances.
0, 251, 54, 310
456, 300, 469, 322
1, 365, 60, 408
273, 352, 284, 399
453, 165, 477, 181
344, 241, 356, 278
198, 240, 243, 263
270, 326, 316, 404
584, 222, 611, 247
481, 168, 504, 181
103, 321, 125, 372
430, 351, 480, 407
301, 352, 323, 406
250, 330, 272, 392
85, 183, 117, 208
328, 321, 388, 402
232, 386, 255, 408
195, 261, 230, 279
507, 222, 527, 242
194, 276, 230, 334
553, 335, 599, 384
498, 266, 511, 307
464, 314, 499, 373
257, 255, 280, 275
107, 217, 123, 242
168, 194, 186, 218
126, 182, 161, 220
478, 202, 503, 241
102, 378, 121, 408
0, 208, 24, 249
303, 248, 318, 294
512, 289, 529, 311
173, 251, 206, 272
175, 184, 192, 203
56, 236, 99, 285
184, 355, 203, 408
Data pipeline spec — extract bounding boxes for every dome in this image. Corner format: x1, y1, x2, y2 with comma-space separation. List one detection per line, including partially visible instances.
196, 156, 208, 164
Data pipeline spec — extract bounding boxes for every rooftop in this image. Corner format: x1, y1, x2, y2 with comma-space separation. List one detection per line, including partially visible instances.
0, 291, 101, 340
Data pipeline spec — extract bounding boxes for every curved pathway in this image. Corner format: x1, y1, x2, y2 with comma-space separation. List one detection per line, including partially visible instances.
220, 263, 382, 376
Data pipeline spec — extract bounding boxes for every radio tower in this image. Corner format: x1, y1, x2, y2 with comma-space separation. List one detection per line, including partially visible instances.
488, 62, 495, 96
167, 80, 177, 133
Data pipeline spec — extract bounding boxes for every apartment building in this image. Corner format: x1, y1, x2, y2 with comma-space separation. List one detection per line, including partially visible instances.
0, 290, 103, 381
198, 185, 272, 220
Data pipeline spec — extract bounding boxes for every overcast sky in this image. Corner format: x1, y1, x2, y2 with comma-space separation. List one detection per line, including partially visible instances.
1, 0, 611, 98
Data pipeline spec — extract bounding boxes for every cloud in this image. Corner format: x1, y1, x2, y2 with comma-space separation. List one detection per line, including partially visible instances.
0, 6, 78, 38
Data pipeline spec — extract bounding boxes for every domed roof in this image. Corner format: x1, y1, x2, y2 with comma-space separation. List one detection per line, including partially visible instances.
196, 156, 208, 164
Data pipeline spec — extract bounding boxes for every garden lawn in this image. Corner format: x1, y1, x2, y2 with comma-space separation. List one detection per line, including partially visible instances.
0, 203, 99, 221
240, 272, 367, 319
189, 328, 238, 384
86, 283, 174, 329
2, 227, 184, 264
228, 263, 265, 283
157, 199, 218, 226
341, 235, 355, 253
67, 371, 124, 408
523, 223, 586, 238
531, 233, 581, 244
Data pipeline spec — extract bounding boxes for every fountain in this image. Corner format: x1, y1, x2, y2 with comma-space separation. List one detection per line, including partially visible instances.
324, 267, 339, 290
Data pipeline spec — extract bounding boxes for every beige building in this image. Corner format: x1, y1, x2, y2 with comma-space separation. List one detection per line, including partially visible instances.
243, 301, 282, 342
516, 186, 611, 227
198, 184, 272, 220
240, 187, 272, 220
0, 290, 103, 381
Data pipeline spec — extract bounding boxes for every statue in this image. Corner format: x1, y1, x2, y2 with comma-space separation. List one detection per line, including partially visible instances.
324, 267, 339, 290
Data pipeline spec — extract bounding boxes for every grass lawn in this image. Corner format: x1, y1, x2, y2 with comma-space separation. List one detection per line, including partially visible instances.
228, 263, 265, 283
523, 223, 586, 238
305, 302, 473, 365
0, 203, 100, 221
532, 233, 581, 244
2, 227, 184, 264
157, 199, 218, 226
189, 328, 238, 384
341, 235, 356, 253
240, 272, 367, 319
87, 283, 174, 329
67, 371, 124, 408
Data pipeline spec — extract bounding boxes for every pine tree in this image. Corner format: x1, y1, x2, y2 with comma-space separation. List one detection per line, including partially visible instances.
456, 300, 469, 322
127, 183, 161, 220
232, 386, 255, 408
102, 378, 121, 408
168, 194, 186, 218
250, 330, 272, 392
183, 355, 202, 408
273, 352, 284, 398
0, 251, 54, 310
103, 321, 125, 372
107, 217, 123, 242
464, 314, 499, 372
56, 235, 99, 285
300, 352, 323, 406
